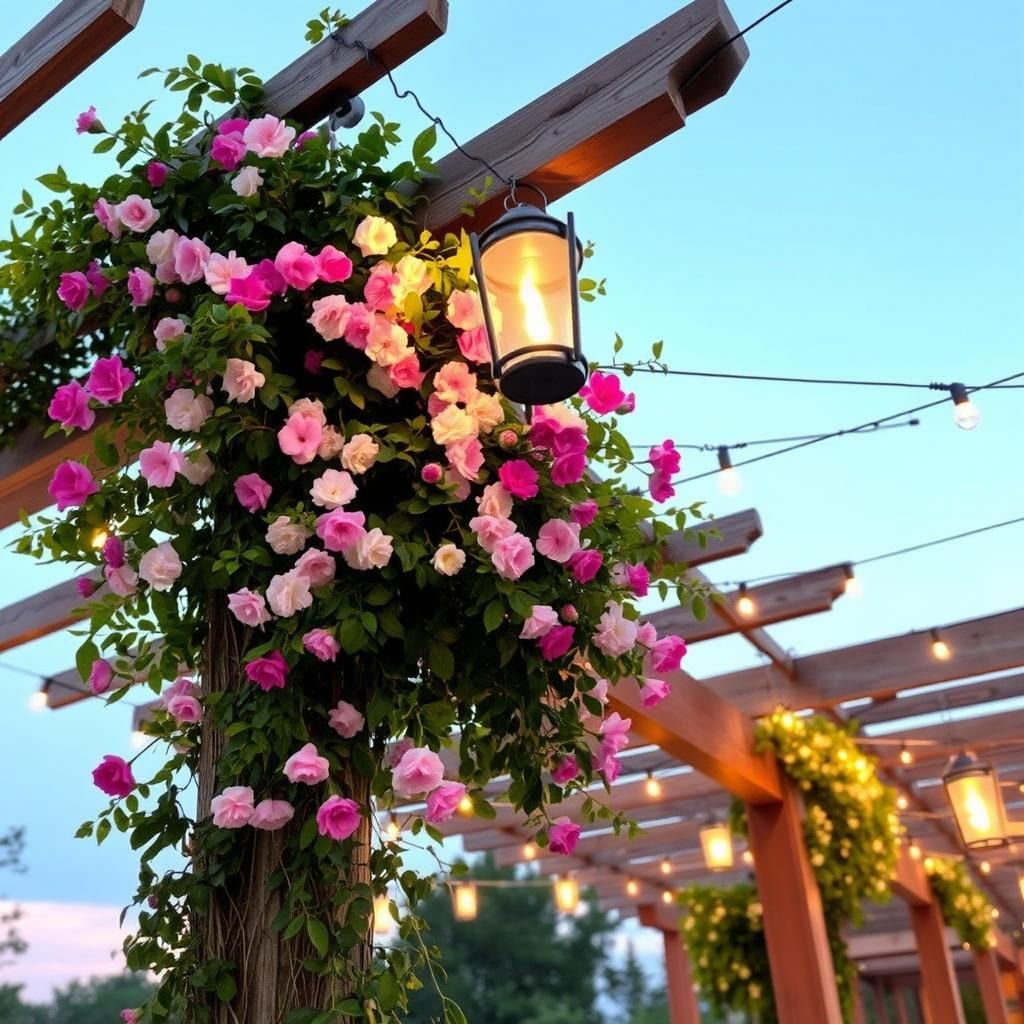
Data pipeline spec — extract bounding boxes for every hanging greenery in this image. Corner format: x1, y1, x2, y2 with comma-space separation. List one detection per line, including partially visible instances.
924, 856, 995, 951
680, 711, 901, 1024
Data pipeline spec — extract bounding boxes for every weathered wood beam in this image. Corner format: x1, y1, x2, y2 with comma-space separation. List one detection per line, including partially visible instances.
974, 948, 1012, 1024
0, 0, 144, 140
712, 608, 1024, 717
662, 507, 762, 567
419, 0, 748, 232
0, 576, 90, 654
608, 672, 782, 804
910, 892, 967, 1024
856, 672, 1024, 728
890, 846, 932, 907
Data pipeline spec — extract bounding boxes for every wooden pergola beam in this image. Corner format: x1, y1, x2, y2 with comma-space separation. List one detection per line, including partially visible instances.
418, 0, 748, 232
856, 672, 1024, 727
662, 507, 762, 567
0, 0, 144, 140
0, 576, 90, 655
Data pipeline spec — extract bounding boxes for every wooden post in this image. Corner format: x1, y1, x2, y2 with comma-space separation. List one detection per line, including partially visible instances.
744, 776, 843, 1024
873, 977, 890, 1023
851, 978, 868, 1024
1000, 966, 1024, 1024
893, 987, 910, 1024
910, 898, 966, 1024
974, 949, 1011, 1024
663, 929, 702, 1024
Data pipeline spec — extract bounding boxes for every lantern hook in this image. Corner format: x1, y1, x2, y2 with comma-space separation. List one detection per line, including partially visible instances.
505, 178, 549, 210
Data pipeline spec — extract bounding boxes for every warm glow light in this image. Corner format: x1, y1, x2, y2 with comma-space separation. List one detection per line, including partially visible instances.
89, 527, 109, 550
519, 269, 553, 344
950, 383, 981, 431
718, 468, 743, 496
644, 773, 663, 799
659, 858, 672, 876
943, 752, 1008, 850
844, 574, 863, 599
453, 883, 478, 922
735, 585, 757, 620
373, 894, 394, 934
979, 860, 992, 875
699, 822, 734, 872
625, 878, 639, 897
523, 842, 538, 861
1017, 871, 1024, 902
742, 849, 754, 866
930, 629, 952, 661
130, 730, 148, 750
661, 890, 674, 905
991, 908, 999, 919
385, 816, 401, 841
899, 746, 914, 766
27, 690, 48, 712
896, 795, 909, 811
909, 843, 922, 861
553, 876, 580, 914
458, 795, 474, 815
924, 856, 936, 873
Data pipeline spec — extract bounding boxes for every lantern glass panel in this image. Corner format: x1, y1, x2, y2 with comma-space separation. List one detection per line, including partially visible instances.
699, 822, 734, 871
945, 769, 1007, 849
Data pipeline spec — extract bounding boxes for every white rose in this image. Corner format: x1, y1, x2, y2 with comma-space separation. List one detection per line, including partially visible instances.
340, 433, 379, 475
266, 516, 311, 555
353, 215, 397, 257
231, 166, 263, 197
466, 390, 503, 433
431, 543, 465, 577
146, 228, 179, 266
317, 426, 345, 460
310, 469, 357, 510
394, 254, 431, 297
266, 570, 313, 618
289, 397, 327, 426
342, 527, 393, 570
139, 542, 182, 591
181, 450, 214, 485
165, 388, 214, 432
222, 358, 265, 403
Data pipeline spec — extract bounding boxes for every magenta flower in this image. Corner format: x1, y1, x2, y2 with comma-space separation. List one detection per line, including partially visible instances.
537, 625, 575, 661
75, 106, 100, 134
303, 628, 340, 662
579, 370, 626, 415
626, 563, 650, 598
76, 577, 101, 598
146, 161, 169, 187
48, 460, 99, 510
210, 132, 247, 171
57, 271, 90, 311
569, 549, 603, 584
254, 258, 288, 295
225, 270, 271, 312
94, 198, 120, 238
551, 450, 587, 487
86, 355, 135, 405
92, 755, 135, 798
245, 650, 289, 691
640, 678, 670, 708
569, 499, 599, 528
274, 241, 318, 290
316, 795, 361, 841
85, 260, 110, 298
102, 535, 125, 568
315, 245, 353, 283
88, 658, 114, 696
420, 462, 443, 484
234, 472, 272, 512
549, 817, 581, 856
651, 635, 687, 673
425, 782, 468, 824
47, 381, 95, 431
551, 755, 579, 785
498, 459, 539, 500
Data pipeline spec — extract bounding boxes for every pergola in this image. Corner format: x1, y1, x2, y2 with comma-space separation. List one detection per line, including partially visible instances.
1, 2, 1022, 1023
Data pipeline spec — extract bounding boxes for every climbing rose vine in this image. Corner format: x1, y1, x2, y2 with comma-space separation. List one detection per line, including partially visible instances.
4, 30, 708, 1024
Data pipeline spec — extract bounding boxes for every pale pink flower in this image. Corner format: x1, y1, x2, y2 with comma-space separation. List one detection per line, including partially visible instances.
466, 390, 504, 433
266, 516, 310, 555
394, 254, 431, 296
468, 514, 516, 554
94, 197, 121, 238
227, 588, 271, 628
211, 786, 255, 828
365, 319, 412, 367
180, 450, 214, 485
431, 543, 466, 576
433, 361, 477, 404
154, 317, 186, 349
593, 601, 638, 658
425, 782, 467, 824
205, 251, 249, 295
445, 436, 484, 480
476, 482, 513, 519
308, 294, 352, 341
104, 564, 138, 597
283, 742, 329, 784
139, 441, 183, 487
174, 236, 211, 284
278, 412, 323, 464
328, 700, 365, 738
364, 262, 400, 310
344, 303, 374, 350
430, 404, 476, 445
234, 472, 272, 512
446, 289, 483, 330
231, 165, 263, 197
222, 358, 265, 402
637, 622, 658, 649
317, 426, 345, 460
115, 194, 159, 233
366, 363, 399, 398
551, 755, 579, 785
599, 712, 632, 756
340, 434, 379, 474
164, 388, 213, 432
536, 519, 581, 564
294, 548, 336, 588
458, 325, 490, 364
166, 693, 202, 724
391, 746, 444, 798
388, 353, 425, 390
127, 268, 154, 307
342, 527, 393, 571
146, 228, 179, 266
519, 605, 558, 640
353, 215, 397, 257
640, 678, 670, 708
266, 570, 313, 617
243, 114, 296, 158
303, 628, 340, 662
291, 398, 327, 425
139, 542, 182, 591
250, 799, 294, 831
310, 468, 356, 509
491, 533, 535, 581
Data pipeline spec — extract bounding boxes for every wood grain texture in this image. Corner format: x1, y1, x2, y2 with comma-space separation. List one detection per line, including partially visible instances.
974, 949, 1012, 1024
420, 0, 748, 232
856, 672, 1024, 727
662, 929, 703, 1024
0, 0, 143, 139
0, 575, 90, 653
661, 507, 763, 567
910, 897, 967, 1024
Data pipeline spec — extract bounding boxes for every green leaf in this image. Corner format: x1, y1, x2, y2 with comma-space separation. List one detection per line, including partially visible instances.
428, 641, 454, 681
339, 616, 367, 654
482, 598, 504, 633
692, 594, 707, 621
306, 917, 329, 957
412, 124, 437, 169
378, 971, 400, 1011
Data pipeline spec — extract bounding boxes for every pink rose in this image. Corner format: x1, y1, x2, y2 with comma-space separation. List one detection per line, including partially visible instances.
231, 165, 263, 197
625, 563, 650, 598
457, 326, 490, 364
254, 258, 287, 295
552, 450, 587, 487
536, 519, 581, 563
210, 786, 254, 828
94, 197, 121, 238
120, 1010, 140, 1024
48, 460, 99, 510
344, 304, 374, 350
600, 712, 631, 753
316, 245, 353, 283
139, 542, 182, 591
127, 268, 154, 307
491, 533, 535, 581
102, 535, 125, 568
295, 129, 319, 148
243, 114, 296, 158
640, 678, 670, 708
341, 527, 393, 571
308, 294, 352, 341
549, 817, 581, 856
420, 463, 443, 485
165, 388, 213, 432
115, 195, 159, 233
593, 601, 638, 658
166, 693, 202, 724
551, 755, 579, 785
76, 106, 100, 134
274, 241, 318, 290
468, 515, 516, 554
446, 289, 483, 330
303, 628, 340, 662
173, 236, 211, 284
146, 228, 179, 266
328, 700, 365, 739
86, 260, 110, 297
104, 564, 138, 597
266, 516, 310, 555
569, 549, 603, 584
57, 271, 90, 311
537, 625, 575, 661
651, 635, 688, 673
578, 370, 626, 415
560, 603, 577, 622
519, 605, 558, 640
139, 441, 183, 488
433, 361, 477, 405
498, 459, 539, 500
86, 355, 135, 403
146, 161, 169, 187
210, 132, 246, 171
425, 782, 468, 824
283, 742, 329, 785
250, 799, 294, 831
570, 500, 598, 528
266, 570, 312, 618
445, 436, 484, 480
234, 472, 272, 512
310, 468, 357, 510
88, 658, 114, 696
392, 747, 445, 798
278, 412, 323, 465
314, 509, 366, 552
222, 357, 265, 402
388, 353, 425, 390
341, 434, 380, 475
294, 548, 336, 588
317, 796, 361, 841
48, 381, 95, 431
245, 650, 289, 691
476, 482, 513, 519
227, 588, 271, 628
205, 251, 249, 296
92, 755, 135, 798
637, 622, 658, 649
226, 270, 271, 312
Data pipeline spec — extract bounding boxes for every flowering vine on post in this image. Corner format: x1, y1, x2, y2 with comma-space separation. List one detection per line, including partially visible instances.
1, 20, 707, 1024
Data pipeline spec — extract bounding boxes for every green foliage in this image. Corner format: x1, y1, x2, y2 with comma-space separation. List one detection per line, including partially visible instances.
924, 856, 995, 950
0, 827, 27, 966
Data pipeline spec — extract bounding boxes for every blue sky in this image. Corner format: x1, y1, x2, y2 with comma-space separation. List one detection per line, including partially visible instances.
0, 0, 1022, 992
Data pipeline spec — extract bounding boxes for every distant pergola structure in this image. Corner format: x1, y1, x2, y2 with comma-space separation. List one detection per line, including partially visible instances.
1, 2, 1023, 1023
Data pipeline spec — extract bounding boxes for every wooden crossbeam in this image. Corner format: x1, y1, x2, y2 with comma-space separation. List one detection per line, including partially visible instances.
856, 672, 1024, 728
0, 576, 90, 654
419, 0, 748, 232
0, 0, 144, 140
712, 608, 1024, 717
663, 507, 762, 567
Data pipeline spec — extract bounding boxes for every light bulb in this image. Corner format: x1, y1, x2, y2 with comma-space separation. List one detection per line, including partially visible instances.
742, 849, 754, 866
843, 568, 863, 598
644, 773, 662, 799
659, 858, 672, 876
899, 746, 914, 766
949, 383, 980, 431
909, 843, 922, 861
661, 890, 674, 905
452, 883, 478, 922
27, 690, 48, 712
923, 856, 936, 873
717, 447, 743, 496
930, 629, 952, 661
991, 908, 999, 919
89, 527, 109, 550
386, 817, 401, 841
458, 794, 474, 815
625, 878, 639, 897
735, 584, 757, 620
896, 795, 909, 811
130, 730, 148, 750
523, 842, 538, 861
553, 876, 580, 914
980, 860, 991, 875
373, 894, 394, 935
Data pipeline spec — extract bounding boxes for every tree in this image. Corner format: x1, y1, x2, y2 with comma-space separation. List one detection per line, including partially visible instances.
404, 858, 618, 1024
604, 943, 669, 1024
46, 973, 154, 1024
0, 827, 27, 966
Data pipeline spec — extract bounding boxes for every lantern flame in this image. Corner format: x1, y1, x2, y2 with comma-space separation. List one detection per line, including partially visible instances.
519, 269, 553, 343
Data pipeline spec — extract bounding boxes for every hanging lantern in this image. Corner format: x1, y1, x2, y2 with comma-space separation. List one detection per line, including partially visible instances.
942, 751, 1008, 850
699, 820, 734, 871
553, 875, 580, 914
470, 200, 586, 405
452, 882, 478, 922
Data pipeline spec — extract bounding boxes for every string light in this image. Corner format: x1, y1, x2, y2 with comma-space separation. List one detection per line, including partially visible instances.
88, 526, 109, 550
735, 584, 757, 620
644, 772, 663, 799
659, 858, 672, 876
27, 689, 48, 712
979, 860, 992, 875
843, 565, 863, 599
452, 883, 478, 922
930, 629, 952, 661
522, 841, 538, 861
899, 745, 914, 766
553, 876, 580, 914
909, 842, 922, 861
923, 856, 936, 873
625, 878, 640, 897
949, 382, 981, 430
457, 794, 474, 815
373, 894, 394, 934
991, 907, 999, 919
716, 446, 743, 496
896, 794, 909, 811
385, 815, 400, 841
742, 849, 754, 866
661, 890, 674, 905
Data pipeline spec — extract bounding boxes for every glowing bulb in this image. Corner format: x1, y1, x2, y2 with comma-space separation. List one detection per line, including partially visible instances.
899, 746, 914, 766
386, 816, 400, 841
89, 527, 109, 550
742, 849, 754, 866
519, 269, 552, 343
717, 447, 743, 496
980, 860, 992, 875
373, 894, 394, 934
896, 795, 909, 811
523, 841, 538, 861
661, 890, 674, 905
991, 908, 999, 919
659, 858, 672, 876
1017, 871, 1024, 901
949, 383, 980, 431
626, 878, 639, 897
452, 883, 478, 922
27, 690, 48, 712
645, 773, 662, 799
779, 711, 795, 731
735, 584, 757, 620
909, 843, 922, 861
924, 856, 936, 873
844, 573, 863, 598
553, 876, 580, 914
458, 794, 474, 815
130, 730, 148, 750
699, 822, 734, 871
930, 629, 952, 661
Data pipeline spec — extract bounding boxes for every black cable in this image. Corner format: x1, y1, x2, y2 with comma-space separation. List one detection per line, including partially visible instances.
672, 370, 1024, 485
